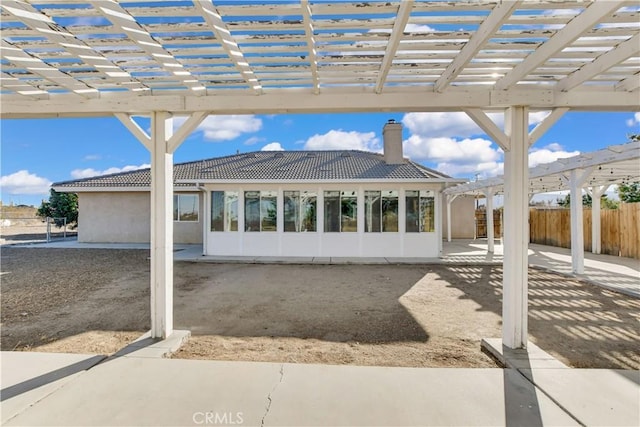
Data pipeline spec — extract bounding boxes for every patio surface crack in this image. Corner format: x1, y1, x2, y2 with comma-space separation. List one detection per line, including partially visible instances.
261, 364, 285, 427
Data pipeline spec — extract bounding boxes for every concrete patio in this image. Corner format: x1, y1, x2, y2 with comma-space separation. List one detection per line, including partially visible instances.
2, 348, 638, 427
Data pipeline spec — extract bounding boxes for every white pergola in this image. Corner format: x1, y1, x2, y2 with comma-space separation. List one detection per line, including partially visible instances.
2, 1, 639, 351
443, 140, 640, 267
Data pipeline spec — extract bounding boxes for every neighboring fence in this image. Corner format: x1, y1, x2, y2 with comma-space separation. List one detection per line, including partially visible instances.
0, 216, 75, 244
529, 202, 640, 259
474, 209, 503, 239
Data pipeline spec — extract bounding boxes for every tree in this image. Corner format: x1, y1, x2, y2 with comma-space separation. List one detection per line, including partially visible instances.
37, 189, 78, 229
557, 193, 618, 209
618, 182, 640, 203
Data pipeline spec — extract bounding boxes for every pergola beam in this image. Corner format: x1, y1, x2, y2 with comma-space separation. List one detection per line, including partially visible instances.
557, 33, 640, 92
375, 0, 413, 94
464, 108, 509, 150
434, 0, 521, 93
528, 108, 569, 146
495, 1, 627, 90
3, 89, 640, 118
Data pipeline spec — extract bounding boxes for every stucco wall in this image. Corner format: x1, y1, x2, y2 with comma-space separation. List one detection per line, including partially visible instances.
77, 192, 203, 244
441, 195, 476, 239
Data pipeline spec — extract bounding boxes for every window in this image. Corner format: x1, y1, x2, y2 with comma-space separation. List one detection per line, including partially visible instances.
324, 190, 357, 232
406, 190, 435, 232
245, 191, 277, 232
382, 190, 399, 232
211, 191, 238, 231
365, 190, 398, 232
284, 191, 317, 232
173, 194, 199, 222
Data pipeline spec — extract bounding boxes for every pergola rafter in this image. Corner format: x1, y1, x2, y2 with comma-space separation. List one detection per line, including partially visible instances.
374, 0, 413, 94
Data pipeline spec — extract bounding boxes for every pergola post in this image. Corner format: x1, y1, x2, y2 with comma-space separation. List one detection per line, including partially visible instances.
149, 111, 174, 339
502, 106, 529, 349
587, 185, 608, 254
116, 111, 206, 339
445, 194, 458, 242
484, 187, 495, 253
568, 168, 594, 274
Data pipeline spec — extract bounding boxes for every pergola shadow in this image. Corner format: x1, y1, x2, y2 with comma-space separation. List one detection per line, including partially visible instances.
440, 265, 640, 370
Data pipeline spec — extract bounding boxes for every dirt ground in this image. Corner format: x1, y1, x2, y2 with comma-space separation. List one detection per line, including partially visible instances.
0, 225, 77, 246
1, 247, 638, 369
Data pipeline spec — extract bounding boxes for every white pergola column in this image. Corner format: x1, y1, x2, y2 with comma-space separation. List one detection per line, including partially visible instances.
484, 187, 495, 253
568, 168, 594, 274
436, 190, 443, 256
446, 194, 458, 242
117, 111, 206, 339
587, 185, 609, 254
502, 106, 529, 349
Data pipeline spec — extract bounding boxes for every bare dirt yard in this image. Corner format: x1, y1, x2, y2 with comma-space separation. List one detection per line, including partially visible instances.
1, 247, 638, 369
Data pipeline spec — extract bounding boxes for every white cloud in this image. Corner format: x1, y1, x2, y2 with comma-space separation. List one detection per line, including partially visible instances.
0, 170, 51, 195
174, 115, 262, 142
402, 111, 549, 139
261, 142, 285, 151
626, 112, 640, 127
404, 135, 503, 179
70, 164, 150, 179
83, 154, 101, 161
303, 130, 381, 152
529, 143, 579, 168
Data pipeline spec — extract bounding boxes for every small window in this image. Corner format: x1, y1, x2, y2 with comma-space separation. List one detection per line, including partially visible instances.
324, 190, 357, 232
366, 190, 398, 232
173, 194, 199, 222
284, 191, 317, 232
406, 190, 435, 233
245, 191, 277, 232
211, 191, 238, 231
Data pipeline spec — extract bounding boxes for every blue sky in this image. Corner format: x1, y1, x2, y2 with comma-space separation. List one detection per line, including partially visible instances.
1, 110, 639, 207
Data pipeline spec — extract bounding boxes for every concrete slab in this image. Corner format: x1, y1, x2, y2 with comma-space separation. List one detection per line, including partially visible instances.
265, 364, 578, 426
1, 352, 104, 424
481, 338, 568, 369
112, 330, 190, 359
4, 357, 579, 427
520, 368, 640, 427
4, 358, 282, 427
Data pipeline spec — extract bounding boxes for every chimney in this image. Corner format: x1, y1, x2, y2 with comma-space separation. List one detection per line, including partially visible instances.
383, 119, 404, 164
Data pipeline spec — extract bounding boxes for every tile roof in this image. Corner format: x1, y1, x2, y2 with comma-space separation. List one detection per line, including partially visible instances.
53, 151, 452, 189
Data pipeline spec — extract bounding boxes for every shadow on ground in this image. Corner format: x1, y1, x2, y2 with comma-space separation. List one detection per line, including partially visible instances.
441, 265, 640, 370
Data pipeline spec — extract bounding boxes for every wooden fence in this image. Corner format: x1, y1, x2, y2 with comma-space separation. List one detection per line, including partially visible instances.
529, 202, 640, 259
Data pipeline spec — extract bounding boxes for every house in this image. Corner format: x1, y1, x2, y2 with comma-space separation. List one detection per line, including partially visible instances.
53, 120, 475, 258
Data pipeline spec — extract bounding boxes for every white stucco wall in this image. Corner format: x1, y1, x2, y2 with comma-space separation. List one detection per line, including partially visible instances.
441, 195, 476, 239
77, 191, 203, 244
203, 183, 446, 258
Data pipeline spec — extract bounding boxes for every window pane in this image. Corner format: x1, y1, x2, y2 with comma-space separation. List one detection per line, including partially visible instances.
324, 191, 340, 232
420, 190, 435, 233
365, 191, 381, 232
245, 191, 260, 232
261, 191, 277, 232
173, 195, 179, 221
178, 194, 198, 222
382, 190, 398, 232
341, 191, 358, 232
406, 191, 419, 233
301, 191, 316, 232
225, 192, 238, 231
284, 191, 299, 232
211, 191, 224, 231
